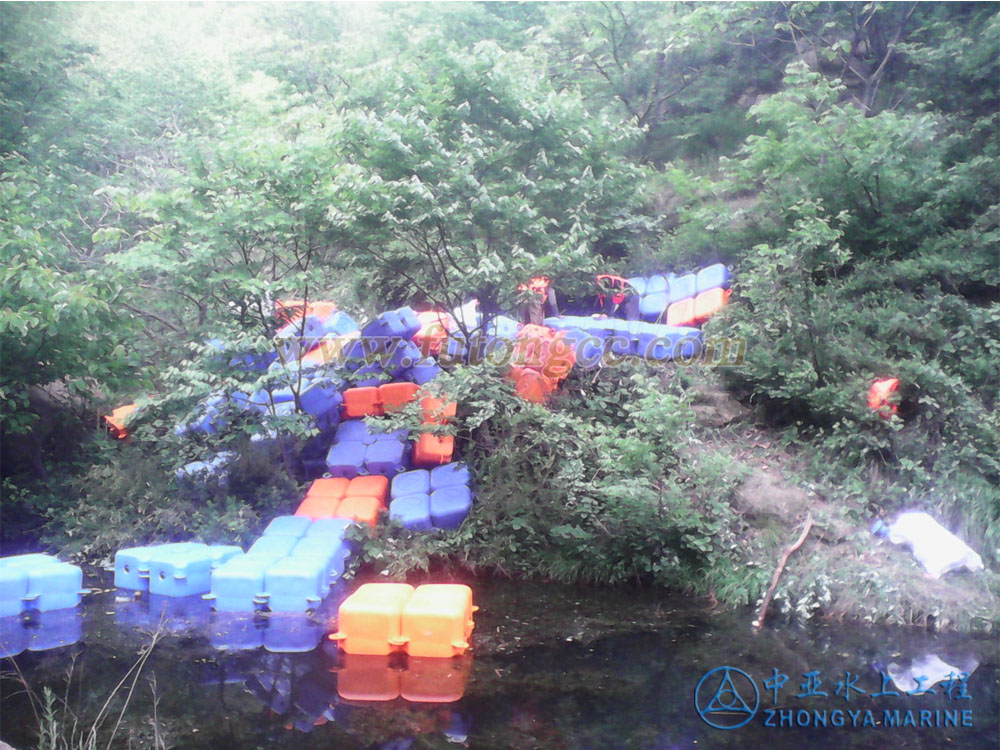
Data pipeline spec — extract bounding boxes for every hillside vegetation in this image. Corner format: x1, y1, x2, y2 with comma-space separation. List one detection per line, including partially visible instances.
2, 2, 997, 629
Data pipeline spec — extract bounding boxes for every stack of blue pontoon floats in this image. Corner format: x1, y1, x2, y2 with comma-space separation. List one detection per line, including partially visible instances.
0, 554, 88, 657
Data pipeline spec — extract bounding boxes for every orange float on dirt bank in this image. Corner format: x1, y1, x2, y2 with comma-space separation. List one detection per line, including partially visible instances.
104, 403, 139, 440
868, 378, 900, 417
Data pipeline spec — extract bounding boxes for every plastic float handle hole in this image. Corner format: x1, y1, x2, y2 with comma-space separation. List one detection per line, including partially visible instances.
159, 571, 165, 580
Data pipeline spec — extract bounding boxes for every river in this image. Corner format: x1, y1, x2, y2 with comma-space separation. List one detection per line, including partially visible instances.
1, 570, 997, 749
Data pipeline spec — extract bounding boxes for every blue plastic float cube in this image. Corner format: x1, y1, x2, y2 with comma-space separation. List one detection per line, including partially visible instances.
627, 277, 648, 296
389, 494, 434, 531
246, 535, 299, 561
114, 546, 157, 591
262, 557, 326, 612
299, 380, 343, 418
363, 439, 407, 476
147, 546, 214, 597
395, 307, 423, 339
229, 351, 278, 372
667, 273, 697, 304
406, 358, 441, 385
320, 311, 359, 337
667, 326, 703, 360
353, 363, 387, 388
0, 553, 59, 570
335, 419, 377, 445
361, 313, 396, 339
388, 340, 423, 376
209, 545, 244, 568
695, 263, 732, 294
289, 537, 350, 592
638, 293, 668, 321
207, 555, 275, 612
263, 515, 312, 538
430, 486, 474, 530
0, 567, 27, 617
391, 469, 431, 499
325, 441, 367, 479
645, 274, 668, 295
562, 327, 604, 370
373, 427, 409, 444
483, 315, 520, 339
22, 562, 85, 612
304, 518, 355, 541
430, 462, 471, 491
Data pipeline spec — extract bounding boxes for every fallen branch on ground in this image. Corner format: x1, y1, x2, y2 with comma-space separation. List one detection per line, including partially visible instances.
752, 513, 814, 632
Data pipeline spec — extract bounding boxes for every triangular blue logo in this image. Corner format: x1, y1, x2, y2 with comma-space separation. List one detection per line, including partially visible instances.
704, 670, 754, 715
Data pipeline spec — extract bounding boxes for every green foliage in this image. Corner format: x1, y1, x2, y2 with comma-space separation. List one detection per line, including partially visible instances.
672, 62, 1000, 559
362, 365, 758, 599
3, 2, 997, 625
44, 439, 298, 560
325, 38, 653, 323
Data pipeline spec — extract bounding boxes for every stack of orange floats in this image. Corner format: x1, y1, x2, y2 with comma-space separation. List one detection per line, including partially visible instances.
338, 382, 457, 467
506, 324, 575, 404
294, 475, 389, 528
413, 396, 457, 467
341, 382, 424, 419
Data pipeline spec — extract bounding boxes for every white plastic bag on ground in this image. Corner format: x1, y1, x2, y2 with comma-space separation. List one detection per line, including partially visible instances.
874, 511, 985, 578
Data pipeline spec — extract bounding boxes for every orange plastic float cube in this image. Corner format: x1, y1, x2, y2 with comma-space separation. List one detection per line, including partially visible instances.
413, 311, 453, 356
666, 298, 696, 327
509, 367, 554, 404
335, 654, 400, 701
301, 331, 360, 369
275, 299, 337, 324
104, 403, 139, 439
295, 494, 342, 519
334, 496, 382, 529
420, 397, 457, 425
329, 583, 415, 655
378, 382, 419, 413
400, 656, 472, 703
412, 434, 454, 467
346, 475, 389, 506
296, 477, 350, 518
538, 334, 575, 382
342, 387, 383, 418
693, 288, 730, 323
307, 477, 351, 500
398, 584, 476, 658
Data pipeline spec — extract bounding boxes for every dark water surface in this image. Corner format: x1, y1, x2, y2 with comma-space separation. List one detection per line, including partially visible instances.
1, 570, 997, 750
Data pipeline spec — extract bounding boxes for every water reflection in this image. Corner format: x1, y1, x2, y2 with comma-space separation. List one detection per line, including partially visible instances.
0, 608, 83, 657
884, 653, 980, 693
